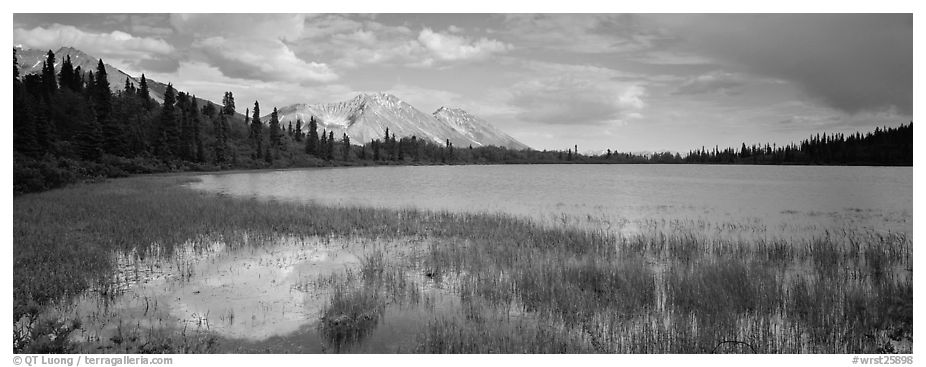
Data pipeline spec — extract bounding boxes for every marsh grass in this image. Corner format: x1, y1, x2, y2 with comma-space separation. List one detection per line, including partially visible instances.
14, 175, 912, 353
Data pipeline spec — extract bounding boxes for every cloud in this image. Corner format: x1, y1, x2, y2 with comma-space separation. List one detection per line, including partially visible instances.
417, 28, 510, 63
169, 14, 306, 42
320, 27, 425, 68
193, 36, 337, 83
127, 14, 173, 36
648, 14, 912, 114
506, 63, 647, 125
134, 57, 181, 73
167, 14, 336, 84
14, 23, 174, 59
295, 15, 510, 69
673, 71, 746, 96
500, 14, 664, 54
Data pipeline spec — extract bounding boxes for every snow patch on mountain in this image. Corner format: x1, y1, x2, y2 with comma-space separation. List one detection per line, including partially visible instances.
267, 93, 528, 150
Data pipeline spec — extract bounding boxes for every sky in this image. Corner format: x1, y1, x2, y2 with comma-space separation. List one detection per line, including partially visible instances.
12, 13, 913, 153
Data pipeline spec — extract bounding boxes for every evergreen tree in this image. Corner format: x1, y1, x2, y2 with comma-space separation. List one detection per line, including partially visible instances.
156, 83, 178, 158
306, 116, 318, 155
94, 60, 112, 122
328, 131, 335, 160
250, 101, 263, 159
58, 55, 74, 91
123, 77, 133, 94
138, 74, 151, 110
202, 102, 217, 118
75, 105, 102, 161
95, 60, 121, 155
341, 133, 351, 160
13, 48, 19, 80
14, 50, 39, 156
85, 71, 95, 98
222, 92, 236, 115
213, 113, 229, 164
319, 129, 328, 160
70, 66, 83, 92
295, 119, 303, 142
41, 50, 57, 99
192, 98, 204, 162
268, 107, 282, 149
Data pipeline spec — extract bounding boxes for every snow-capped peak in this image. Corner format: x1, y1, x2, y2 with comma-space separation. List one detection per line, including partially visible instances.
267, 95, 528, 150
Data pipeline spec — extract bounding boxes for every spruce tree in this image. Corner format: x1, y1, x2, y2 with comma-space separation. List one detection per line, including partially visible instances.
75, 105, 103, 161
222, 92, 236, 115
342, 133, 351, 160
213, 113, 229, 164
295, 119, 303, 142
306, 116, 318, 155
94, 60, 111, 122
41, 50, 57, 99
250, 101, 262, 159
191, 97, 204, 162
139, 74, 151, 110
71, 66, 83, 92
328, 131, 335, 160
14, 77, 38, 156
13, 48, 19, 80
268, 107, 282, 149
157, 83, 178, 158
58, 55, 74, 91
320, 129, 328, 160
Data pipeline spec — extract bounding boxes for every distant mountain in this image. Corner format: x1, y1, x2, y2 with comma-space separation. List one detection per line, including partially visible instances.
267, 92, 528, 149
432, 107, 529, 150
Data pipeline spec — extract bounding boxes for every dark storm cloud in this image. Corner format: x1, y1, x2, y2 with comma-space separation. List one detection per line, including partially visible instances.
654, 14, 912, 114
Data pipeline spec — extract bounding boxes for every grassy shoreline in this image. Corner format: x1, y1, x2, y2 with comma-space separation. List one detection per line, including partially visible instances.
13, 174, 912, 353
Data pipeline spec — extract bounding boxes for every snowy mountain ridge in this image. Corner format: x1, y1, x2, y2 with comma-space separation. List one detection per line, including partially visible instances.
267, 93, 528, 149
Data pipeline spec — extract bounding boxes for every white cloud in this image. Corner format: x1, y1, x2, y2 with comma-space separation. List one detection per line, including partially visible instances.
168, 14, 337, 84
295, 15, 510, 69
502, 61, 648, 126
508, 77, 646, 126
13, 24, 174, 59
417, 28, 510, 62
169, 14, 306, 42
193, 36, 337, 84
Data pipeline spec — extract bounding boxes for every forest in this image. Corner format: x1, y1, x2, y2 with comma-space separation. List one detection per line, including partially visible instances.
13, 49, 914, 194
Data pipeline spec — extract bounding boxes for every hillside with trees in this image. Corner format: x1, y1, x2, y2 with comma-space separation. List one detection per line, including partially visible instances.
12, 49, 913, 194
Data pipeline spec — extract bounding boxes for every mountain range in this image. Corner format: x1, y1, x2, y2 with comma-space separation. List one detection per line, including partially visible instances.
15, 46, 528, 150
266, 93, 528, 149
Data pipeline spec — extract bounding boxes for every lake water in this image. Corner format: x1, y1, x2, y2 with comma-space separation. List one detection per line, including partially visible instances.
190, 164, 913, 238
51, 164, 912, 353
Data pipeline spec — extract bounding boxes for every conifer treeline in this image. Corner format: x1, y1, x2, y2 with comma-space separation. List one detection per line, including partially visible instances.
13, 48, 914, 194
681, 123, 913, 166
